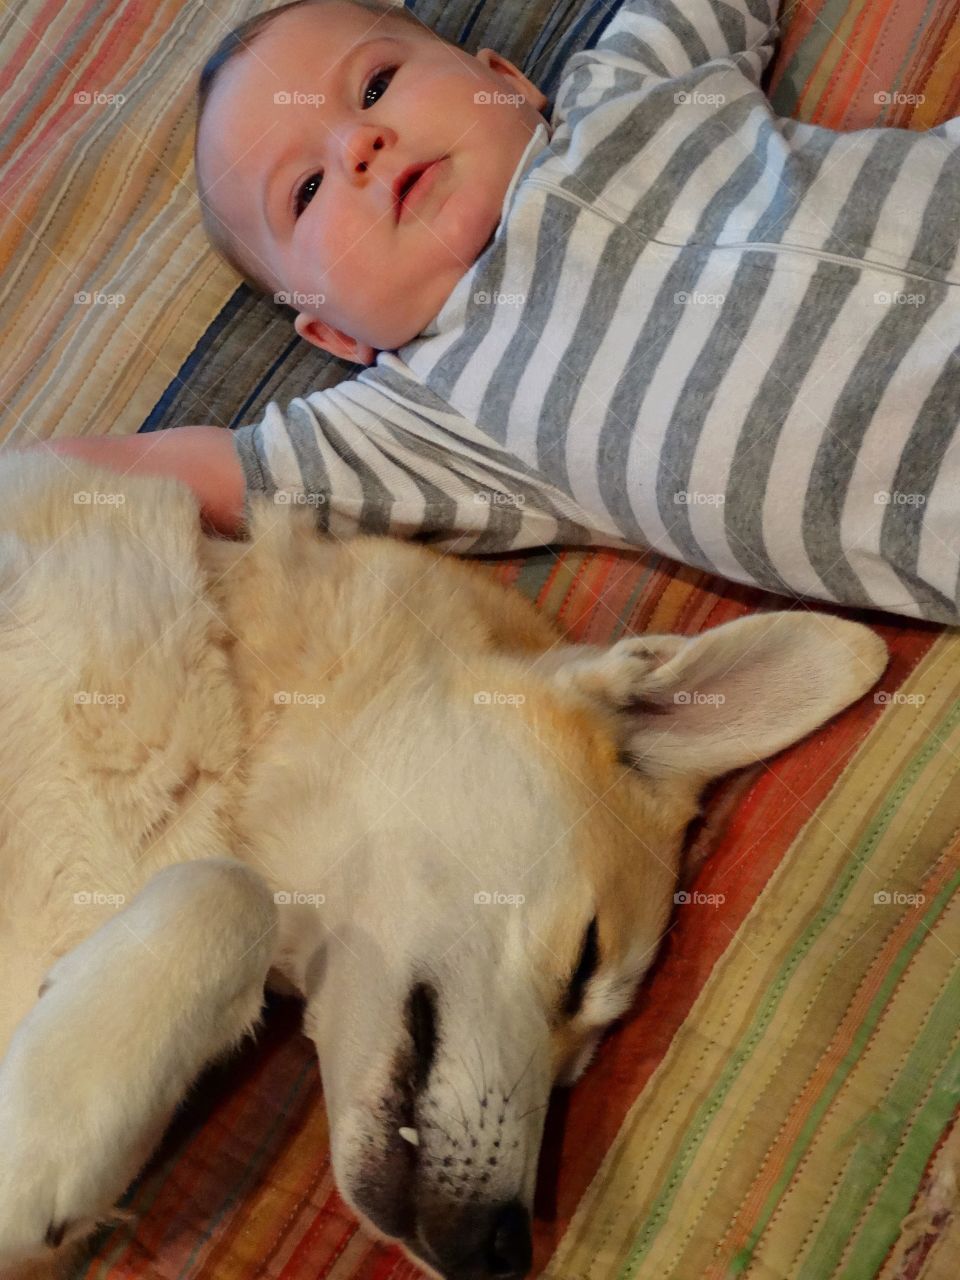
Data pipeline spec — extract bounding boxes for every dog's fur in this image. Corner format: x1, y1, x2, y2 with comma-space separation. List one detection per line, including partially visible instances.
0, 452, 888, 1280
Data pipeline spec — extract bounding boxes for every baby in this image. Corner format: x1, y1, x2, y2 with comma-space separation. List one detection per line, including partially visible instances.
29, 0, 960, 624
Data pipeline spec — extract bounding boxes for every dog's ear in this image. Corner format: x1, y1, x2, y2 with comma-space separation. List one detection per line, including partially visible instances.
541, 612, 888, 781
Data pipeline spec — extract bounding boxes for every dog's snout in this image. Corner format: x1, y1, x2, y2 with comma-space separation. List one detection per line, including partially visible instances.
485, 1200, 532, 1277
421, 1198, 532, 1280
406, 980, 438, 1089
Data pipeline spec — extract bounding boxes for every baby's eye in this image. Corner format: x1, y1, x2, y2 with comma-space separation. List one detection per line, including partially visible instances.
293, 66, 398, 219
363, 64, 396, 109
294, 173, 321, 220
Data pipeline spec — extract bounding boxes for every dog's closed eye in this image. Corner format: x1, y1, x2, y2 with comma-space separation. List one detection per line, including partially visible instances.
562, 916, 599, 1018
406, 981, 438, 1088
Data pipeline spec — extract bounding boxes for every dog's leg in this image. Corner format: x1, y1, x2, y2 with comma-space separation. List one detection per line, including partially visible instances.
0, 858, 277, 1277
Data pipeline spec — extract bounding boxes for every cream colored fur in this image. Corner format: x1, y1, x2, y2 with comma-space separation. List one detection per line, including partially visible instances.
0, 452, 888, 1280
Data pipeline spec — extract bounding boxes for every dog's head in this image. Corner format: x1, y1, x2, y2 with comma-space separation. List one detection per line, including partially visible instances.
233, 533, 886, 1280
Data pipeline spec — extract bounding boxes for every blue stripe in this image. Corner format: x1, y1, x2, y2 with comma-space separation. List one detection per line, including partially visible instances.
140, 288, 252, 432
229, 337, 304, 429
456, 0, 489, 45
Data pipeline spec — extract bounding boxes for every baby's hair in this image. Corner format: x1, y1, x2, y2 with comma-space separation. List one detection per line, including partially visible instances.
194, 0, 435, 301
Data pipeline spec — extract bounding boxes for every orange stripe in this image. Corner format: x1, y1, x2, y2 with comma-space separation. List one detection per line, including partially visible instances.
910, 10, 960, 128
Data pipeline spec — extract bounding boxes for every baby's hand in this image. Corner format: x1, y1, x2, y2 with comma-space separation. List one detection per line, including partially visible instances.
12, 425, 245, 537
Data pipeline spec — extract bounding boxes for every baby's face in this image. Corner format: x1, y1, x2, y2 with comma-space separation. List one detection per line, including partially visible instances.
196, 2, 548, 365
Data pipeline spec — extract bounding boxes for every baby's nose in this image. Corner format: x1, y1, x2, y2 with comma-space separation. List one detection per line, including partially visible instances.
349, 125, 385, 175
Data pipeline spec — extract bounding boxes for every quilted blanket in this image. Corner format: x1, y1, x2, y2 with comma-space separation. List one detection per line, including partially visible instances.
0, 1, 957, 1277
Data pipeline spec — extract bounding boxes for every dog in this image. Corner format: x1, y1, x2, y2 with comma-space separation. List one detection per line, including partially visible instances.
0, 450, 888, 1280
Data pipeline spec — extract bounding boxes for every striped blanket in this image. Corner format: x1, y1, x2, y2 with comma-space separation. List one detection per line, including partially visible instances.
0, 2, 957, 1277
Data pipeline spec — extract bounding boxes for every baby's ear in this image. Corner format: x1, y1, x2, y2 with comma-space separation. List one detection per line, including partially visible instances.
539, 613, 888, 782
475, 48, 549, 112
293, 312, 376, 366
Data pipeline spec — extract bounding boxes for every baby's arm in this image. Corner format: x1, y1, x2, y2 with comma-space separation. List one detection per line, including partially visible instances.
14, 426, 245, 537
594, 0, 780, 79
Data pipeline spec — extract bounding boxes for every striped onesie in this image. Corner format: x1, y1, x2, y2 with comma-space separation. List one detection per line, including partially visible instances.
230, 0, 960, 625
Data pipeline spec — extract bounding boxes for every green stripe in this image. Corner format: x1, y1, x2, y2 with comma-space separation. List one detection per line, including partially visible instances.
769, 0, 870, 116
506, 548, 561, 606
841, 1037, 960, 1280
730, 872, 959, 1278
615, 697, 960, 1279
804, 945, 960, 1280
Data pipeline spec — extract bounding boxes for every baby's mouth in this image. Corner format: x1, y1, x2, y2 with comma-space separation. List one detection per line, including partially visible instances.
393, 159, 444, 223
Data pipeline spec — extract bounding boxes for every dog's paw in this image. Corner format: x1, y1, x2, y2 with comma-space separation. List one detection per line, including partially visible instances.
0, 860, 276, 1275
0, 1007, 138, 1272
551, 636, 676, 709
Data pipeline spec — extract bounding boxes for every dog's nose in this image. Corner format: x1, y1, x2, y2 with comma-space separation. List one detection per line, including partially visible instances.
485, 1200, 532, 1276
421, 1198, 532, 1279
